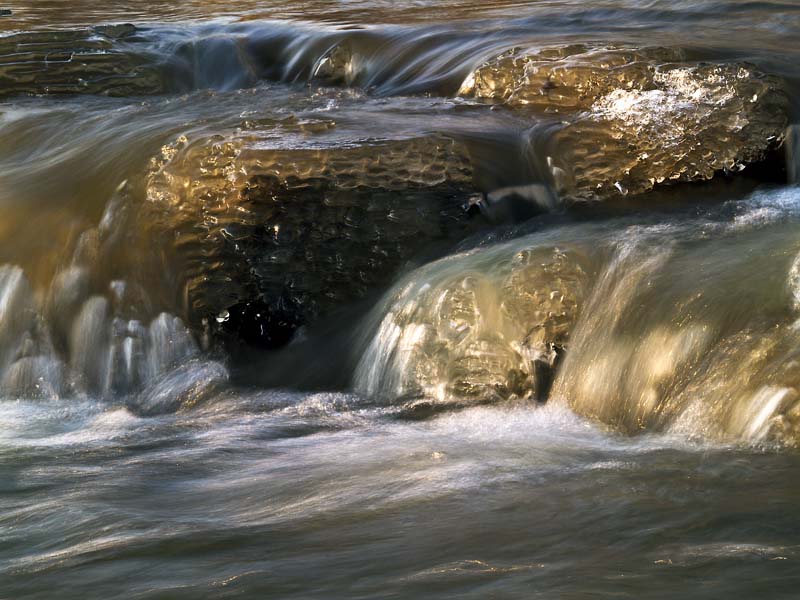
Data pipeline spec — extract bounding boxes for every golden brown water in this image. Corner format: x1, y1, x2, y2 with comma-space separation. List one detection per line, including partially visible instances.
1, 1, 800, 598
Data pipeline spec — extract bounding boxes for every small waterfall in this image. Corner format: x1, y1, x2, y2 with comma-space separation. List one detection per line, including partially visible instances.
354, 231, 594, 408
354, 187, 800, 444
0, 262, 209, 402
551, 190, 800, 444
0, 179, 226, 407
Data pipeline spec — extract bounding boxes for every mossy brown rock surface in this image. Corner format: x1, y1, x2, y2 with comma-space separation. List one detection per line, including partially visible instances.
144, 128, 480, 346
460, 45, 789, 200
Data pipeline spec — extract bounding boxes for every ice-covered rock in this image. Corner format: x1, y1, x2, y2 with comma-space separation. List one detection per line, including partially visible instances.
460, 45, 789, 200
144, 131, 481, 347
355, 244, 590, 407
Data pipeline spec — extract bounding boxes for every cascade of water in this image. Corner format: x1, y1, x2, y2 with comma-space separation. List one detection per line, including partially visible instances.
0, 180, 225, 405
353, 187, 800, 444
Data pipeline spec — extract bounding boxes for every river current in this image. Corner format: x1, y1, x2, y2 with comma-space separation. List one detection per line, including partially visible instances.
1, 1, 800, 598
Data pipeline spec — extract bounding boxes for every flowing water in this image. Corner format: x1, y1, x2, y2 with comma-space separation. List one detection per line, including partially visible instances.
1, 1, 800, 598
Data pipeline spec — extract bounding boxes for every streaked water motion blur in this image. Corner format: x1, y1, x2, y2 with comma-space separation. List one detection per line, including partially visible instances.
1, 1, 800, 598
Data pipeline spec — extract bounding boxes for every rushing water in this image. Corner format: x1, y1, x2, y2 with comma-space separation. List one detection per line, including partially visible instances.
2, 1, 800, 598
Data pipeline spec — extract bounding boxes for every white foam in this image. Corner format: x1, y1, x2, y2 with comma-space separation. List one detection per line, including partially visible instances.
728, 186, 800, 231
0, 399, 142, 447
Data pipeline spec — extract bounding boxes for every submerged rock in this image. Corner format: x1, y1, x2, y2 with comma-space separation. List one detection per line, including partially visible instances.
0, 25, 166, 97
312, 43, 359, 86
144, 131, 482, 347
133, 360, 228, 416
460, 45, 682, 110
460, 45, 789, 200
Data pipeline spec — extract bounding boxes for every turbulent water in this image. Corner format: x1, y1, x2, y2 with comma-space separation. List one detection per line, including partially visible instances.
2, 1, 800, 598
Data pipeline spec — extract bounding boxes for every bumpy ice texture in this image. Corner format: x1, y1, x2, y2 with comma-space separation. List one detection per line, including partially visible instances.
144, 126, 479, 345
460, 45, 788, 200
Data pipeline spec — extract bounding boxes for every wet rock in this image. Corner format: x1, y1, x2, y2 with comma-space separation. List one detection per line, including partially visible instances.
460, 45, 789, 200
312, 43, 359, 86
0, 25, 167, 97
144, 131, 481, 347
355, 245, 590, 406
133, 360, 228, 416
460, 45, 683, 111
108, 279, 153, 322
